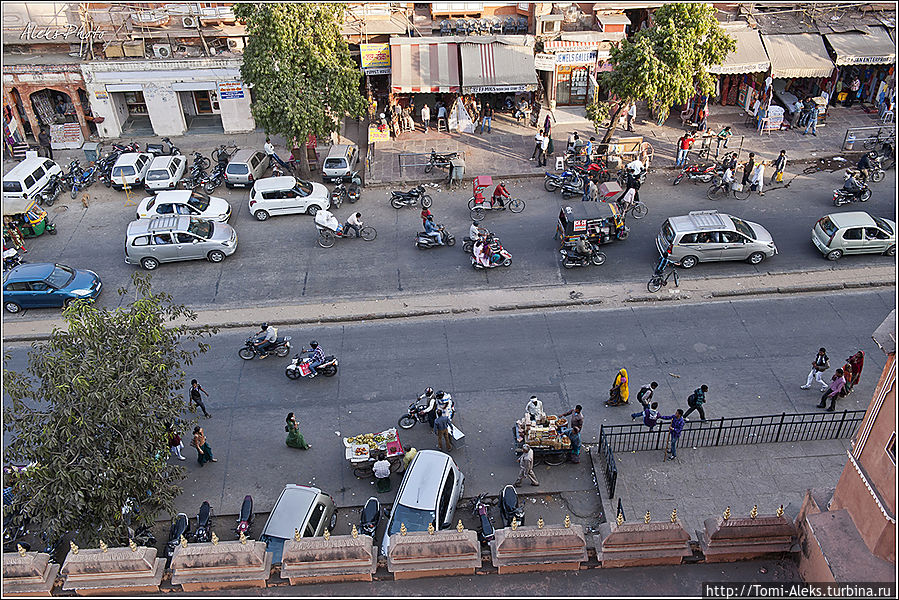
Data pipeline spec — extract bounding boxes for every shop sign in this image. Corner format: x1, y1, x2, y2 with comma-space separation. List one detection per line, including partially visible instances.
464, 84, 536, 94
535, 53, 555, 71
555, 50, 597, 66
368, 124, 390, 143
361, 43, 391, 74
217, 81, 244, 100
94, 91, 109, 100
839, 55, 895, 65
573, 219, 587, 232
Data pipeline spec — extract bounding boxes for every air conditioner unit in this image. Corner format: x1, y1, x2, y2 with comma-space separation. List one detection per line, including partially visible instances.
153, 44, 172, 59
182, 16, 199, 28
226, 38, 244, 51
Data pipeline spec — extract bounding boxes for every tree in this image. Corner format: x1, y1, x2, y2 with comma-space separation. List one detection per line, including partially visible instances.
3, 274, 215, 547
587, 3, 735, 146
235, 4, 366, 179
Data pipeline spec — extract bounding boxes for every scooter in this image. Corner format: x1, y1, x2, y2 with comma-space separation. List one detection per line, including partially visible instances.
390, 185, 432, 209
165, 513, 190, 559
560, 245, 606, 269
285, 351, 339, 380
146, 137, 181, 157
415, 225, 455, 249
543, 170, 583, 193
470, 493, 495, 545
498, 484, 525, 527
673, 163, 717, 185
424, 149, 458, 174
235, 495, 253, 537
462, 230, 496, 254
360, 496, 380, 539
337, 171, 362, 203
471, 241, 512, 269
193, 501, 212, 543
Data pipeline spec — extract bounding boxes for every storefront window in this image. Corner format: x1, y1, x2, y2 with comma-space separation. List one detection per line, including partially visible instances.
556, 66, 589, 106
124, 91, 148, 115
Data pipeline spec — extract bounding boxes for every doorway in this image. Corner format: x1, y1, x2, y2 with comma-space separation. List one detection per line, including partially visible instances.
193, 90, 220, 114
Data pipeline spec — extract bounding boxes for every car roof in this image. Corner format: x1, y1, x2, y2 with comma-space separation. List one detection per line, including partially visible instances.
229, 149, 263, 162
826, 211, 878, 228
127, 215, 190, 234
4, 262, 56, 282
560, 202, 612, 222
254, 176, 297, 191
326, 145, 354, 157
148, 155, 181, 168
396, 450, 452, 510
263, 485, 322, 539
114, 153, 150, 166
3, 157, 58, 180
151, 190, 209, 203
668, 210, 735, 233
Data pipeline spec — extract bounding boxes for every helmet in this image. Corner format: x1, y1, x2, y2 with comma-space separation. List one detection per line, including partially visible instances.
500, 180, 506, 187
868, 151, 878, 158
425, 387, 433, 395
260, 323, 269, 330
436, 390, 445, 398
309, 341, 319, 349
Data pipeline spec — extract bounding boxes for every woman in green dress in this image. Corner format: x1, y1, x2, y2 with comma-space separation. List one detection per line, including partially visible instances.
285, 412, 311, 450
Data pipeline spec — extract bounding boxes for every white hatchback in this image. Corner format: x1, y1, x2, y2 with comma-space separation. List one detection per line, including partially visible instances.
144, 155, 187, 191
110, 153, 153, 190
248, 176, 329, 221
136, 190, 231, 222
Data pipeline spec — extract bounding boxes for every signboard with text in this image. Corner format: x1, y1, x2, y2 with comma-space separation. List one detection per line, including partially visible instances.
361, 43, 391, 75
368, 124, 390, 143
555, 50, 598, 66
217, 81, 244, 100
535, 53, 555, 71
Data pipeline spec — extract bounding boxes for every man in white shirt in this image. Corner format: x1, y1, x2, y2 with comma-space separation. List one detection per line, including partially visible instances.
539, 133, 549, 166
525, 396, 545, 422
345, 212, 363, 238
626, 102, 637, 131
626, 157, 645, 176
530, 129, 543, 160
421, 104, 431, 132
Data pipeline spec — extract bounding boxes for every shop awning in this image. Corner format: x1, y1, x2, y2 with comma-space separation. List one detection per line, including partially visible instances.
390, 40, 460, 93
709, 27, 770, 74
460, 42, 537, 93
762, 33, 835, 79
824, 27, 896, 66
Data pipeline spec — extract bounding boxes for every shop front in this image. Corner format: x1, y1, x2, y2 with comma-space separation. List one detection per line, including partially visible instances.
389, 37, 461, 131
542, 40, 602, 107
709, 25, 771, 107
360, 42, 392, 120
762, 33, 835, 128
824, 27, 896, 107
459, 37, 537, 130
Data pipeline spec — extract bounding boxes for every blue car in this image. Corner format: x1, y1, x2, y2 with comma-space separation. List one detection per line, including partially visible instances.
3, 263, 101, 314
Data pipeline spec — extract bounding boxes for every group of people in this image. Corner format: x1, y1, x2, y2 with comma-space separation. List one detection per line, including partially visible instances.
515, 397, 585, 487
801, 347, 865, 412
416, 386, 458, 452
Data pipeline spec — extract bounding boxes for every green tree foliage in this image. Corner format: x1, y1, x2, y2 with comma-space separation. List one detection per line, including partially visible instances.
235, 4, 366, 178
587, 3, 735, 144
3, 274, 216, 547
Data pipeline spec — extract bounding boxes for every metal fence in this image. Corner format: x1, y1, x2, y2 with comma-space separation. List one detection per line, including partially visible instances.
842, 125, 895, 152
596, 410, 865, 498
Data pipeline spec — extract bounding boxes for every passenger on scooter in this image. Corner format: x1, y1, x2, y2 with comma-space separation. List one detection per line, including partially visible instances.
420, 208, 432, 228
473, 238, 491, 267
254, 323, 277, 357
492, 181, 510, 208
423, 215, 444, 245
842, 172, 865, 200
302, 341, 325, 377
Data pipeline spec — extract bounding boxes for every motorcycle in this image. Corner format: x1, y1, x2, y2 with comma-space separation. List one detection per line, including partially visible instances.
121, 497, 156, 548
470, 493, 495, 545
424, 149, 458, 173
3, 247, 24, 270
112, 141, 141, 154
570, 161, 612, 183
543, 170, 583, 193
857, 158, 886, 184
560, 245, 606, 269
146, 136, 180, 157
398, 401, 430, 429
673, 163, 717, 185
832, 183, 872, 206
498, 484, 525, 527
285, 351, 339, 379
237, 333, 292, 360
415, 225, 456, 249
331, 171, 362, 206
67, 160, 97, 199
38, 174, 65, 206
200, 164, 225, 194
234, 495, 253, 537
471, 240, 512, 269
165, 513, 190, 560
360, 496, 380, 540
390, 185, 432, 209
193, 501, 212, 543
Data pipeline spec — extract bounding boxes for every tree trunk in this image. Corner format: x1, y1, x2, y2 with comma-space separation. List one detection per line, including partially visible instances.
601, 103, 626, 148
297, 138, 312, 180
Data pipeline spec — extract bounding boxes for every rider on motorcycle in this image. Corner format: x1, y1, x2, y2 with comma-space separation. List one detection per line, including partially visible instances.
574, 235, 594, 258
491, 181, 510, 208
857, 151, 877, 181
423, 215, 444, 245
842, 171, 865, 200
302, 341, 325, 377
417, 387, 438, 428
469, 221, 487, 242
254, 323, 277, 357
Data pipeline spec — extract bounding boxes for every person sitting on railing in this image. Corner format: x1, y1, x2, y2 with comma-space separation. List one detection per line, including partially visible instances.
632, 401, 660, 430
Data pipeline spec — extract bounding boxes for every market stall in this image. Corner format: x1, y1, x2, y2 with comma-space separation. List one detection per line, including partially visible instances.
343, 428, 405, 478
512, 414, 571, 466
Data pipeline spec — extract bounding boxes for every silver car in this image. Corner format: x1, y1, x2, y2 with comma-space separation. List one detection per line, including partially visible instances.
224, 149, 268, 188
812, 211, 896, 260
260, 485, 337, 564
656, 210, 777, 268
124, 215, 237, 270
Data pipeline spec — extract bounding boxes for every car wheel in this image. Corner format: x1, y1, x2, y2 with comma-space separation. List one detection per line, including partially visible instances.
826, 249, 843, 261
254, 210, 269, 221
306, 205, 320, 216
207, 250, 226, 263
63, 298, 77, 308
886, 245, 896, 257
4, 301, 22, 314
329, 512, 337, 531
747, 251, 766, 265
679, 255, 698, 269
140, 257, 159, 271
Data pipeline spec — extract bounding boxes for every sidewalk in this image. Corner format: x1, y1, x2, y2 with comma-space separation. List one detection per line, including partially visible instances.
366, 101, 888, 185
3, 264, 894, 341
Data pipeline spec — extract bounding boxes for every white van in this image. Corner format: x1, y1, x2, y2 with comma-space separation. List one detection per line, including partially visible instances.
2, 157, 62, 201
321, 144, 359, 183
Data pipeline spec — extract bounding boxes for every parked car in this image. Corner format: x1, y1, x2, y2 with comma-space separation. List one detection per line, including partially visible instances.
812, 211, 896, 260
321, 144, 359, 183
224, 149, 268, 188
3, 262, 101, 314
110, 153, 153, 190
656, 210, 777, 268
135, 190, 231, 222
260, 485, 337, 564
2, 156, 62, 201
380, 450, 464, 556
248, 176, 329, 221
124, 215, 237, 270
144, 155, 187, 191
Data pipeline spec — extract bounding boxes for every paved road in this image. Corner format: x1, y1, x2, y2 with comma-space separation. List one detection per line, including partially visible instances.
4, 290, 891, 516
6, 164, 894, 322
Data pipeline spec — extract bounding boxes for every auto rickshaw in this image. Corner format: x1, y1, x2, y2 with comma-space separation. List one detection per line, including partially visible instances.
556, 201, 628, 249
2, 197, 56, 239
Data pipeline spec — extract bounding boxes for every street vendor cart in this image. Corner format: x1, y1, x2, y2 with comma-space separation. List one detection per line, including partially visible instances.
512, 415, 572, 466
556, 202, 628, 249
343, 428, 405, 478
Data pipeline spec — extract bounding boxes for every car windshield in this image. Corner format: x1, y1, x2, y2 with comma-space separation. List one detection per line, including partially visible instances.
818, 217, 838, 237
145, 169, 169, 181
112, 165, 136, 178
324, 158, 345, 169
188, 219, 213, 239
730, 217, 755, 239
295, 179, 314, 195
873, 217, 893, 235
145, 197, 156, 211
3, 180, 23, 193
388, 505, 436, 537
45, 265, 75, 289
188, 191, 210, 211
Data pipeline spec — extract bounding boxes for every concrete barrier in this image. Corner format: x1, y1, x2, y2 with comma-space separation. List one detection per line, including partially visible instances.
698, 511, 797, 562
169, 538, 272, 592
3, 549, 60, 596
595, 521, 692, 567
59, 543, 164, 596
280, 533, 377, 584
490, 523, 588, 574
386, 528, 481, 580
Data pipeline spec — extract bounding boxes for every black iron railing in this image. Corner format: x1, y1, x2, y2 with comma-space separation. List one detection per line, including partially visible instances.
596, 429, 618, 499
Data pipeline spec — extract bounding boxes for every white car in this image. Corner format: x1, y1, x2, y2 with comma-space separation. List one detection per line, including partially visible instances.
248, 176, 329, 221
144, 155, 187, 191
110, 153, 153, 190
136, 190, 231, 222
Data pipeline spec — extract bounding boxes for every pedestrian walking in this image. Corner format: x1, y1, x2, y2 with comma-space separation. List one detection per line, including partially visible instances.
38, 128, 53, 160
716, 126, 732, 150
530, 128, 543, 160
750, 161, 766, 196
741, 152, 755, 188
480, 103, 493, 134
801, 347, 830, 391
845, 350, 865, 393
838, 359, 853, 398
514, 444, 539, 486
191, 426, 216, 466
168, 423, 186, 461
817, 368, 846, 411
632, 401, 661, 430
605, 368, 629, 406
804, 103, 819, 136
434, 409, 453, 452
567, 426, 582, 463
285, 412, 311, 449
626, 102, 637, 131
543, 111, 555, 140
538, 131, 550, 167
771, 150, 787, 183
421, 103, 431, 132
189, 379, 211, 418
662, 409, 686, 460
636, 381, 659, 408
683, 384, 708, 421
846, 78, 860, 107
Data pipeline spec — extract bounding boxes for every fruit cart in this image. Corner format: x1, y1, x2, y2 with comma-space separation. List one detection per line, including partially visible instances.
343, 428, 405, 478
512, 415, 571, 466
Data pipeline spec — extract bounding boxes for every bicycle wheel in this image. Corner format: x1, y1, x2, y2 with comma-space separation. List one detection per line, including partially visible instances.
470, 207, 485, 222
318, 230, 336, 248
631, 202, 648, 219
360, 226, 377, 241
353, 465, 374, 479
509, 198, 525, 213
706, 184, 723, 201
647, 276, 663, 293
732, 186, 751, 200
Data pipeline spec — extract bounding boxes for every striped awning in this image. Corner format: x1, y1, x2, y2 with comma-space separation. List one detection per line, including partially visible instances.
390, 41, 460, 93
460, 42, 537, 93
543, 40, 600, 52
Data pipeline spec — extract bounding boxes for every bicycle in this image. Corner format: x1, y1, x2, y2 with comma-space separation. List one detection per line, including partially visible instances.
706, 176, 751, 201
647, 266, 679, 293
863, 129, 895, 152
616, 196, 649, 219
211, 143, 238, 164
317, 225, 377, 248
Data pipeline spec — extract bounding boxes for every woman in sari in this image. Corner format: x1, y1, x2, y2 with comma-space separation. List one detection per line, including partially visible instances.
285, 412, 311, 450
845, 351, 865, 394
606, 368, 630, 406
